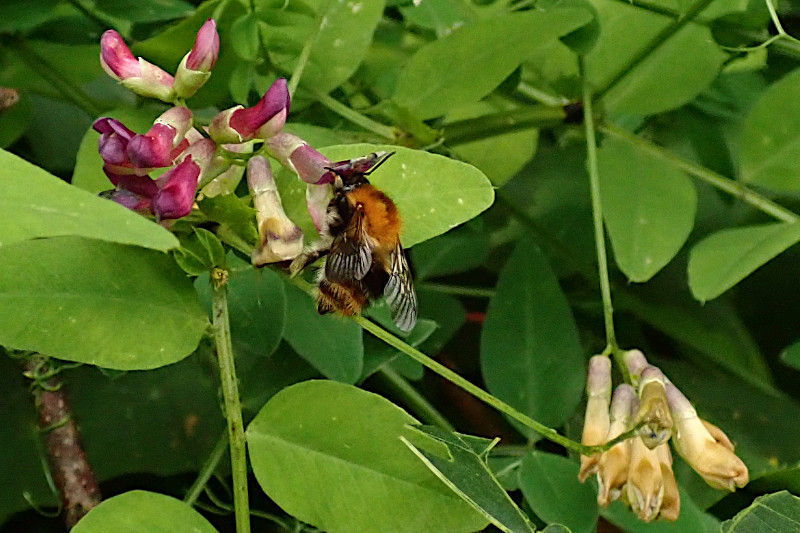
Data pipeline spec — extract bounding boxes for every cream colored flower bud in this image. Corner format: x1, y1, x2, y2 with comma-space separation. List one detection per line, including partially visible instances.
597, 384, 637, 506
666, 383, 749, 491
579, 356, 612, 482
622, 349, 649, 383
635, 366, 673, 449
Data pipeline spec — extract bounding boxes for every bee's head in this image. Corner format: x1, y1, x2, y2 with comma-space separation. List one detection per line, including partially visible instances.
327, 151, 395, 191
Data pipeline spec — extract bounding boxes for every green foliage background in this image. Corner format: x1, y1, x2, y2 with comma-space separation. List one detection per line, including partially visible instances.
3, 0, 800, 531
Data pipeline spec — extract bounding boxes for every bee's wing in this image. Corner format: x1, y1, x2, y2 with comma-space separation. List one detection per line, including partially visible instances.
384, 242, 418, 333
325, 208, 373, 282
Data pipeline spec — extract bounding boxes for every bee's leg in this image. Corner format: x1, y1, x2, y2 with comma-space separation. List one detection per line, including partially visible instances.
289, 237, 332, 277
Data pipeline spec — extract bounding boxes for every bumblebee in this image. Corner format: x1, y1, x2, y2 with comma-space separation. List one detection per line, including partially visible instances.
290, 151, 418, 333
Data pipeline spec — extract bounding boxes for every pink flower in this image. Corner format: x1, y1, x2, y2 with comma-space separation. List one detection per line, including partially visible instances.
209, 78, 290, 143
126, 107, 193, 168
100, 30, 175, 102
151, 156, 202, 220
174, 19, 220, 98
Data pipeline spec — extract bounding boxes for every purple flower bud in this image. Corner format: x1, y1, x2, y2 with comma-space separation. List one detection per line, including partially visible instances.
174, 19, 220, 98
102, 189, 152, 213
100, 30, 175, 102
287, 143, 334, 184
94, 118, 139, 175
186, 19, 219, 72
152, 157, 201, 220
209, 78, 290, 143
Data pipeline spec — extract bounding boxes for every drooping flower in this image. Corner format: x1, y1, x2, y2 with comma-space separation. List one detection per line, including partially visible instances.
247, 155, 304, 265
596, 384, 637, 507
209, 78, 290, 144
174, 18, 220, 98
100, 30, 175, 102
626, 437, 665, 522
579, 355, 612, 482
666, 382, 749, 491
634, 366, 673, 449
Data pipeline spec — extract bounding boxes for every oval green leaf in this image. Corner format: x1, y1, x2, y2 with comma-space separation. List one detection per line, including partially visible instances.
519, 452, 598, 533
688, 223, 800, 302
739, 67, 800, 191
259, 0, 385, 94
282, 281, 363, 383
598, 136, 697, 282
246, 380, 487, 533
0, 237, 208, 370
72, 490, 216, 533
278, 144, 494, 249
586, 0, 726, 116
1, 148, 177, 251
480, 239, 584, 430
723, 491, 800, 532
393, 7, 594, 119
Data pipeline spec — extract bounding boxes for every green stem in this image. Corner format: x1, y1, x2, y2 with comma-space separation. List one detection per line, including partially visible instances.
378, 368, 456, 431
445, 106, 566, 145
599, 122, 799, 223
354, 315, 597, 454
185, 429, 229, 506
581, 58, 618, 354
417, 283, 496, 299
312, 91, 397, 140
13, 39, 102, 117
211, 269, 251, 533
594, 0, 716, 102
287, 26, 316, 97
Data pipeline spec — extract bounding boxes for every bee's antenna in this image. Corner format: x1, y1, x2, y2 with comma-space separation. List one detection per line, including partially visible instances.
364, 151, 396, 176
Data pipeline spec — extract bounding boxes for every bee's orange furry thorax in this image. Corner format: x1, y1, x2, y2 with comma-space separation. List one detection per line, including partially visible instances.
346, 184, 402, 247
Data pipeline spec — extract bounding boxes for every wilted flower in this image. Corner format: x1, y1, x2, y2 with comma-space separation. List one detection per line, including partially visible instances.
174, 18, 220, 98
579, 356, 611, 482
596, 384, 637, 507
247, 156, 304, 265
209, 78, 290, 144
666, 382, 749, 491
657, 444, 680, 522
626, 437, 665, 522
100, 30, 175, 102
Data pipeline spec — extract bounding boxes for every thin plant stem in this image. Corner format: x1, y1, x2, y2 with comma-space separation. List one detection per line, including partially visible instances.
594, 0, 717, 102
599, 122, 799, 223
581, 58, 617, 355
445, 106, 566, 145
312, 91, 397, 140
378, 367, 456, 431
354, 315, 598, 454
211, 268, 250, 533
13, 39, 101, 117
185, 429, 229, 506
417, 282, 496, 298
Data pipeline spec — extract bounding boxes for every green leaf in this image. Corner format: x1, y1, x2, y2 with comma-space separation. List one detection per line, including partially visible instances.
0, 0, 61, 32
0, 93, 31, 148
518, 452, 597, 533
282, 281, 363, 383
739, 67, 800, 191
0, 237, 208, 370
585, 0, 726, 116
279, 144, 494, 248
480, 240, 584, 430
230, 13, 262, 61
361, 317, 437, 380
399, 0, 477, 36
598, 136, 697, 282
1, 148, 177, 251
411, 225, 490, 280
688, 223, 800, 302
246, 380, 487, 533
197, 193, 259, 248
72, 106, 164, 194
393, 7, 594, 119
259, 0, 386, 94
722, 492, 800, 532
174, 228, 226, 276
72, 490, 217, 533
93, 0, 194, 23
404, 426, 536, 533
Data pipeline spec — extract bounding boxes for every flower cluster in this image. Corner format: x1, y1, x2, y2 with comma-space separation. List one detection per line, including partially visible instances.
94, 18, 351, 264
579, 350, 748, 522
